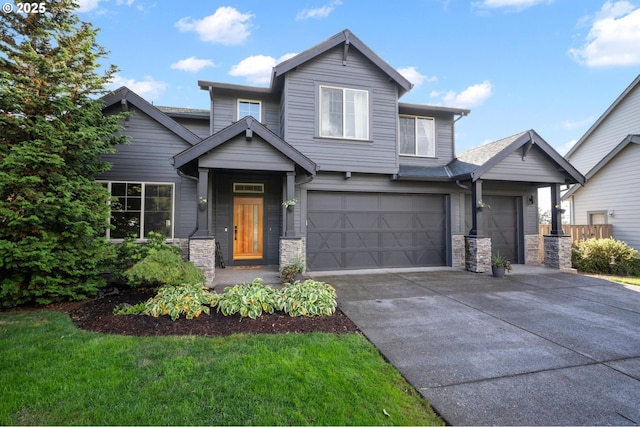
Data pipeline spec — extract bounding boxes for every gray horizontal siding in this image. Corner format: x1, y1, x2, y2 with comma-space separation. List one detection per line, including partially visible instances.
568, 83, 640, 174
211, 94, 280, 135
283, 45, 399, 174
483, 148, 568, 183
172, 117, 210, 138
399, 114, 455, 168
198, 134, 295, 172
572, 143, 640, 250
98, 106, 196, 238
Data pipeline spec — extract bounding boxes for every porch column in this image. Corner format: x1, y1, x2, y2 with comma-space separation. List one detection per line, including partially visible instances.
550, 183, 563, 235
465, 180, 491, 272
544, 184, 572, 270
284, 171, 295, 237
193, 167, 210, 237
468, 180, 484, 236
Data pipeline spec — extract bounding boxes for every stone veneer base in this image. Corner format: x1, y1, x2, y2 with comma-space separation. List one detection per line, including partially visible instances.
465, 236, 491, 273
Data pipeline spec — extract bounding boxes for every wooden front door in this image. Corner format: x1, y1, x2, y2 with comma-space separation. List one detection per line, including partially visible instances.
233, 196, 264, 260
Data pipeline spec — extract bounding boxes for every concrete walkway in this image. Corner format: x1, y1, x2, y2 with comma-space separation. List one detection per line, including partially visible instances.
310, 266, 640, 426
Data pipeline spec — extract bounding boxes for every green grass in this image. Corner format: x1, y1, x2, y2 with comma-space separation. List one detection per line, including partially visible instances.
609, 276, 640, 286
0, 310, 443, 426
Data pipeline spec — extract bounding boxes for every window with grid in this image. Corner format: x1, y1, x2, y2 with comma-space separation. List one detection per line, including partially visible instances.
102, 182, 174, 239
399, 116, 435, 157
238, 100, 261, 121
320, 86, 369, 140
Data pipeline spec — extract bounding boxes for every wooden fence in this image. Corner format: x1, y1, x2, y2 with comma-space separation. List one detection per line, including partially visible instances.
539, 224, 613, 262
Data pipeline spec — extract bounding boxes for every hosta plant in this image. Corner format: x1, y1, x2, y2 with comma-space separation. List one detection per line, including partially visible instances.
278, 279, 337, 317
142, 283, 217, 320
214, 278, 279, 319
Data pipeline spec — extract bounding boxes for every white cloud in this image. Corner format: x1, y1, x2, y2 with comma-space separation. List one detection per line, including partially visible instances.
560, 117, 594, 130
76, 0, 101, 12
435, 81, 493, 108
109, 75, 168, 100
397, 66, 437, 88
175, 6, 254, 45
557, 139, 578, 156
229, 53, 298, 85
569, 1, 640, 68
472, 0, 550, 11
296, 0, 342, 20
170, 57, 215, 73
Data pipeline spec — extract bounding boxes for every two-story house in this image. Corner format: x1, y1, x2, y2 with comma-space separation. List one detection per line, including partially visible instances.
563, 74, 640, 251
99, 29, 584, 284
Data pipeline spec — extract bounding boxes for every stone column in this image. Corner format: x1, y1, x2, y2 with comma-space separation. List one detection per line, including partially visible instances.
189, 237, 215, 287
465, 236, 491, 273
544, 235, 572, 270
452, 235, 466, 268
279, 237, 306, 272
524, 234, 541, 264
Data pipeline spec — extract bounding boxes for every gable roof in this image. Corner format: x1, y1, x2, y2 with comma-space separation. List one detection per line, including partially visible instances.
450, 130, 585, 184
563, 134, 640, 198
101, 87, 202, 146
272, 29, 413, 97
172, 116, 316, 175
565, 74, 640, 159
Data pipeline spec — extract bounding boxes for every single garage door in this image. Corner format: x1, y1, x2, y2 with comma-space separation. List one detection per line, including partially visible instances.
307, 192, 447, 271
465, 195, 520, 263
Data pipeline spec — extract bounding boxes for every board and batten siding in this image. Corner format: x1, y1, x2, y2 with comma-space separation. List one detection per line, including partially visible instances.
568, 82, 640, 175
571, 143, 640, 251
282, 45, 399, 174
99, 106, 197, 239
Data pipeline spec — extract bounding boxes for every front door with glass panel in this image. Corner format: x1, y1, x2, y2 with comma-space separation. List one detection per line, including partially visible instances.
233, 196, 264, 260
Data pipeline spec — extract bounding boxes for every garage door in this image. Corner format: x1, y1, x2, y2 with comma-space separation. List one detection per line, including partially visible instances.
465, 195, 520, 263
307, 192, 447, 271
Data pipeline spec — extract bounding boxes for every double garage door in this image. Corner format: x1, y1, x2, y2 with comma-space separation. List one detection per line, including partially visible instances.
307, 192, 447, 271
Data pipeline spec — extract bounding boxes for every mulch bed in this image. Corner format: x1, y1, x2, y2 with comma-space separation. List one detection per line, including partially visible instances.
39, 287, 361, 337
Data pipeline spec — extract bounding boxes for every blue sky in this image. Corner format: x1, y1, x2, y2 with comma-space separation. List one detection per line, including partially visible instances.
76, 0, 640, 154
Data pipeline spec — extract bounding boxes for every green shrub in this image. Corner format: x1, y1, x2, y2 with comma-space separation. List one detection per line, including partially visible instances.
214, 278, 279, 319
113, 302, 146, 316
123, 249, 204, 287
280, 257, 305, 284
111, 232, 182, 282
278, 279, 337, 317
142, 283, 216, 320
572, 238, 640, 276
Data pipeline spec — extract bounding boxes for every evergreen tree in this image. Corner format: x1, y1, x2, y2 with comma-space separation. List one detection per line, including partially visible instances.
0, 0, 127, 307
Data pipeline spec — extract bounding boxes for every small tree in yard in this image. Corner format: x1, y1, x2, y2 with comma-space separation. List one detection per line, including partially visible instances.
0, 1, 127, 307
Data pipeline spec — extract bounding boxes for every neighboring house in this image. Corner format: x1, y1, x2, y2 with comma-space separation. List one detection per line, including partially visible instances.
99, 29, 584, 283
564, 74, 640, 251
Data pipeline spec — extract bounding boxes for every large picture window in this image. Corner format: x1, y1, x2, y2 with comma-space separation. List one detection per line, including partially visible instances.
101, 181, 174, 239
320, 86, 369, 140
399, 116, 435, 157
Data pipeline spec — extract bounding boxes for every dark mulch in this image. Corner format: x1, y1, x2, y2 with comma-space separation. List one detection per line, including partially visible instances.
41, 287, 361, 337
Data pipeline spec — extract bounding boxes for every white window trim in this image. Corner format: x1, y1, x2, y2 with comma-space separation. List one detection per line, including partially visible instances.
99, 181, 175, 240
237, 99, 262, 122
398, 115, 436, 157
319, 85, 370, 140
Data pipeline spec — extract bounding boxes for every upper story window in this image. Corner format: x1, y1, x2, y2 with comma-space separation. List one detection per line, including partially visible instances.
320, 86, 369, 140
238, 99, 261, 121
101, 181, 174, 239
399, 116, 435, 157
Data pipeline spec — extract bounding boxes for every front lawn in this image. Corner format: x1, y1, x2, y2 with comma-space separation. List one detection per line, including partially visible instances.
608, 276, 640, 286
0, 310, 443, 426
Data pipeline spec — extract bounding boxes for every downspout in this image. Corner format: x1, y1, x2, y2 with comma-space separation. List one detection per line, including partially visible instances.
452, 112, 469, 158
208, 87, 214, 136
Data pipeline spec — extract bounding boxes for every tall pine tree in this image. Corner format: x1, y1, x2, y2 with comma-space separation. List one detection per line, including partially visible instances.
0, 0, 127, 307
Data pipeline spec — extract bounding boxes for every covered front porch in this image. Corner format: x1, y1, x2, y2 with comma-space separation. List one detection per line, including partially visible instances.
172, 116, 316, 285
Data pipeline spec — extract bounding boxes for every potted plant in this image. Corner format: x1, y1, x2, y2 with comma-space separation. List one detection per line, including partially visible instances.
280, 257, 305, 284
491, 252, 512, 278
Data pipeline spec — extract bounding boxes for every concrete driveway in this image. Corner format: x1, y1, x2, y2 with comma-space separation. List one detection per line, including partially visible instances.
310, 266, 640, 426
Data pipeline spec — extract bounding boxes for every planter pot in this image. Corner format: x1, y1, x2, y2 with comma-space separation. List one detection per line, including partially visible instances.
492, 266, 506, 278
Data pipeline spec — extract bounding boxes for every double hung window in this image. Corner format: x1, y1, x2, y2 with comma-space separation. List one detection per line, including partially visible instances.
399, 116, 435, 157
320, 86, 369, 140
101, 181, 174, 239
238, 100, 261, 121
